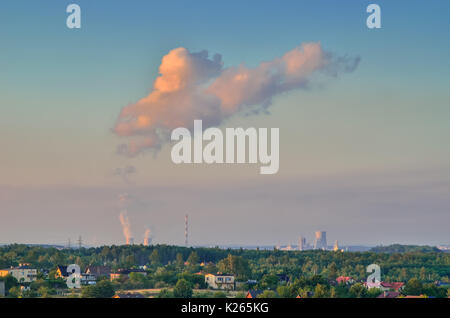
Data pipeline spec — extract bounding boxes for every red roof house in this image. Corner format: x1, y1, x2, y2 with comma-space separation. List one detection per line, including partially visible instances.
336, 276, 355, 284
379, 282, 404, 292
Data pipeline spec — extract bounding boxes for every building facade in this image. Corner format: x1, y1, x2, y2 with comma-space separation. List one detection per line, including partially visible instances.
298, 236, 306, 251
314, 231, 327, 250
0, 265, 37, 283
205, 274, 235, 290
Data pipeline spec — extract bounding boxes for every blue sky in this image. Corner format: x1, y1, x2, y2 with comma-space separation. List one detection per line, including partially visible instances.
0, 1, 449, 246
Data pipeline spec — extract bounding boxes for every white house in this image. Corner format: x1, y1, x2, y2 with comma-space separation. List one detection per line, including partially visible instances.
0, 265, 37, 284
81, 273, 97, 285
205, 273, 235, 290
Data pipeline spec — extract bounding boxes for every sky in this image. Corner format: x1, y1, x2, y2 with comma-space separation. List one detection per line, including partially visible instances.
1, 0, 449, 247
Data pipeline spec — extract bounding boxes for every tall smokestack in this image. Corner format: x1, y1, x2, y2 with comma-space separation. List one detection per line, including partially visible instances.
185, 214, 188, 247
119, 212, 132, 245
143, 229, 151, 246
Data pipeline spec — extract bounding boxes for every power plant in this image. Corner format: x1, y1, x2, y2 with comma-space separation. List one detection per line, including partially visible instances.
314, 231, 327, 250
333, 240, 341, 252
298, 236, 306, 251
289, 231, 334, 251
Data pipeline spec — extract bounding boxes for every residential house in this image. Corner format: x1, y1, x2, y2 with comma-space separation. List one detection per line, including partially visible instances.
296, 291, 314, 298
336, 276, 355, 285
55, 265, 69, 279
379, 282, 404, 292
246, 290, 263, 298
435, 281, 450, 288
82, 266, 111, 285
0, 265, 37, 283
85, 266, 111, 279
81, 273, 97, 285
0, 269, 9, 278
205, 273, 235, 290
110, 272, 122, 281
55, 265, 90, 286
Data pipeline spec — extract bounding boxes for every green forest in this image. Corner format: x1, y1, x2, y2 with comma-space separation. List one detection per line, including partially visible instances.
0, 244, 449, 298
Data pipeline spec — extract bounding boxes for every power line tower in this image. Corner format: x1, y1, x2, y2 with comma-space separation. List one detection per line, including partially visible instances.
67, 238, 71, 249
77, 235, 82, 249
185, 214, 188, 247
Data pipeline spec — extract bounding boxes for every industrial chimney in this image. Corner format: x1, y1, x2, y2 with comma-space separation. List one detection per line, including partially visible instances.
185, 214, 188, 247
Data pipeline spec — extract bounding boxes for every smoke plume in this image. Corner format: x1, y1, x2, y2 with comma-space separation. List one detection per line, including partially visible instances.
114, 43, 360, 155
119, 212, 132, 245
143, 228, 151, 246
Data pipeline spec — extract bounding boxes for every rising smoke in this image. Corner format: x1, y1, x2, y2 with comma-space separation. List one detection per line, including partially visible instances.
119, 212, 132, 245
143, 228, 152, 246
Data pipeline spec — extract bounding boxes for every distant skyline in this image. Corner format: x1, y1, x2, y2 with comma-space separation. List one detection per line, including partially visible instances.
1, 1, 450, 246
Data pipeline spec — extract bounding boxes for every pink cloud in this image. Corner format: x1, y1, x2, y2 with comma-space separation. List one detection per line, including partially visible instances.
114, 43, 359, 155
